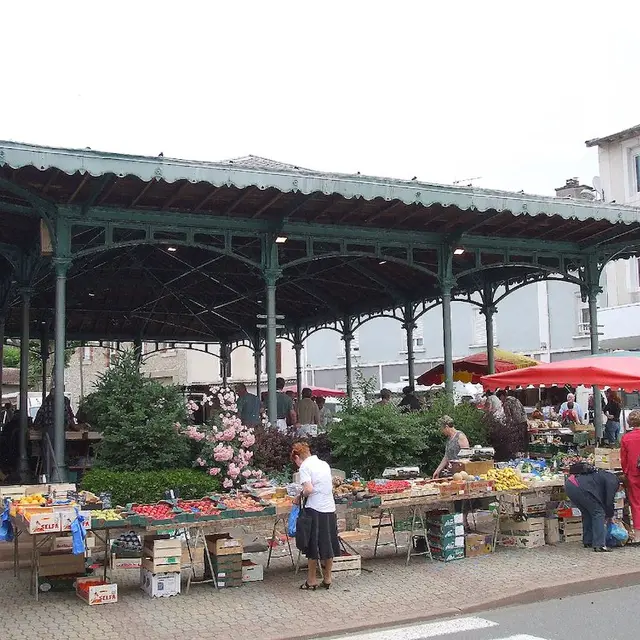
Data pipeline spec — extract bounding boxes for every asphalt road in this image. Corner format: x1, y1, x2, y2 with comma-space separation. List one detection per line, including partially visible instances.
331, 584, 639, 640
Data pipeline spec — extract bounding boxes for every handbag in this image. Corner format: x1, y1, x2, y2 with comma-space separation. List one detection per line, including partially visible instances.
294, 498, 314, 554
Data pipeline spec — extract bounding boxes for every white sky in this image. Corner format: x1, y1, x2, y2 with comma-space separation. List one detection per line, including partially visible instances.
1, 1, 639, 196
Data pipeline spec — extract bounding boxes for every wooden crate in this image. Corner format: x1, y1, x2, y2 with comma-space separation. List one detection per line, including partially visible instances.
142, 556, 181, 574
500, 517, 545, 535
332, 553, 361, 576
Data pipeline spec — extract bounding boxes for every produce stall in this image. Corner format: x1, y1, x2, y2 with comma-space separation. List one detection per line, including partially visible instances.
0, 458, 618, 605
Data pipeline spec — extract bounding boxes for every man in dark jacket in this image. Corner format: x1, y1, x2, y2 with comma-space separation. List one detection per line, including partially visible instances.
564, 463, 619, 552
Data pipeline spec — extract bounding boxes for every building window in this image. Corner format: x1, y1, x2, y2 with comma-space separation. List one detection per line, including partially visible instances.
635, 154, 640, 192
339, 330, 360, 358
578, 307, 590, 336
471, 308, 497, 347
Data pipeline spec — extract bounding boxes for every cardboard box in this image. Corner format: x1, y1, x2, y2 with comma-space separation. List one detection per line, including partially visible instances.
459, 460, 495, 477
544, 518, 560, 544
22, 512, 61, 535
242, 560, 264, 582
425, 512, 463, 527
427, 523, 465, 539
60, 510, 92, 532
465, 533, 493, 558
38, 551, 86, 577
428, 534, 464, 551
180, 547, 204, 566
142, 556, 181, 574
140, 568, 181, 598
500, 517, 545, 535
431, 546, 465, 562
76, 578, 118, 605
205, 533, 243, 556
498, 531, 545, 549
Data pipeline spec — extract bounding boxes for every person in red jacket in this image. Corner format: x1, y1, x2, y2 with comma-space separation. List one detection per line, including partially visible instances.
621, 409, 640, 544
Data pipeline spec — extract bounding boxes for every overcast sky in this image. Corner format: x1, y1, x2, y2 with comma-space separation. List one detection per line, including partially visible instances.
2, 1, 638, 196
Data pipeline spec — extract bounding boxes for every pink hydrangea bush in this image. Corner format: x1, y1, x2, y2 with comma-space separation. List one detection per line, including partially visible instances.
182, 386, 262, 489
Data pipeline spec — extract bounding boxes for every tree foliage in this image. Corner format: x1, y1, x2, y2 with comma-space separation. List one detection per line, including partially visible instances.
80, 350, 191, 471
329, 404, 426, 478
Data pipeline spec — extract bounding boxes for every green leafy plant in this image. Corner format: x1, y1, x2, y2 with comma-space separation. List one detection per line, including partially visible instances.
329, 404, 425, 478
80, 350, 191, 471
81, 468, 221, 506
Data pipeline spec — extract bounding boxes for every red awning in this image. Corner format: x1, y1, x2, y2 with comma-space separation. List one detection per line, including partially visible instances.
417, 353, 528, 386
283, 385, 347, 398
481, 355, 640, 392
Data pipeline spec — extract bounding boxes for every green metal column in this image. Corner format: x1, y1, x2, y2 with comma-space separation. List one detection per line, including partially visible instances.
342, 317, 354, 399
53, 259, 70, 482
482, 284, 496, 374
586, 256, 603, 439
404, 303, 416, 388
253, 332, 262, 403
441, 250, 455, 398
40, 326, 49, 405
18, 287, 31, 481
265, 271, 278, 425
133, 335, 143, 368
293, 328, 303, 401
220, 342, 230, 386
0, 319, 4, 400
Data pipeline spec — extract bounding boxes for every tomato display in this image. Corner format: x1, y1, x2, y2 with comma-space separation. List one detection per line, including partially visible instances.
131, 503, 176, 520
366, 480, 411, 495
176, 498, 221, 516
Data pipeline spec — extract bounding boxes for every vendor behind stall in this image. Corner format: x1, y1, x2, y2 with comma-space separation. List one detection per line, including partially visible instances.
432, 415, 469, 478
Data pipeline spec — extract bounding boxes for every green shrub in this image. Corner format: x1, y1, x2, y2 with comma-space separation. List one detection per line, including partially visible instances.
81, 469, 221, 506
80, 350, 191, 471
329, 404, 425, 478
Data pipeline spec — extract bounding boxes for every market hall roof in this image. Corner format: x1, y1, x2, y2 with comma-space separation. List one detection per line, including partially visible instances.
1, 140, 640, 343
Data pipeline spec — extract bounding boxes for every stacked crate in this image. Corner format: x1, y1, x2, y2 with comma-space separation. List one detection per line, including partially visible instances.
425, 512, 465, 562
559, 517, 583, 543
594, 448, 621, 470
205, 534, 244, 588
498, 517, 545, 549
140, 535, 182, 598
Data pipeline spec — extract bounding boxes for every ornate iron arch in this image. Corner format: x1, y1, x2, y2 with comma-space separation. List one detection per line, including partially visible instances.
71, 238, 262, 271
281, 251, 439, 280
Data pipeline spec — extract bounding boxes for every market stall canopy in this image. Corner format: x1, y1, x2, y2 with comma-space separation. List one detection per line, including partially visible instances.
480, 353, 640, 392
417, 350, 538, 385
283, 385, 347, 398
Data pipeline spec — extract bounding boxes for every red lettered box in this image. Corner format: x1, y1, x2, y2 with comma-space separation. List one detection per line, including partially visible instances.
76, 578, 118, 605
23, 513, 61, 535
60, 511, 92, 533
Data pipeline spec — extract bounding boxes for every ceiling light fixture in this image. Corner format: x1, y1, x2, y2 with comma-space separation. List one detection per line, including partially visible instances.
379, 260, 387, 265
88, 292, 95, 297
453, 247, 465, 256
167, 246, 177, 252
275, 236, 288, 244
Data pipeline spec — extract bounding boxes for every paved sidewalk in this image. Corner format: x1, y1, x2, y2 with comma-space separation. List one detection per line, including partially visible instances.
3, 542, 640, 640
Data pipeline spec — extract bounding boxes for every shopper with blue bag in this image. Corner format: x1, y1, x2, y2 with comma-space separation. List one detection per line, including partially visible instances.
290, 442, 340, 591
565, 462, 620, 552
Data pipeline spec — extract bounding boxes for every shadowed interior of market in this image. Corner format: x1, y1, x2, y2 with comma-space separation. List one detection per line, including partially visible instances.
2, 141, 640, 482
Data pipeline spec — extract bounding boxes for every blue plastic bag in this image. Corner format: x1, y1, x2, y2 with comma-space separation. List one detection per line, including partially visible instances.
0, 500, 13, 543
606, 520, 628, 547
70, 508, 87, 555
287, 504, 300, 537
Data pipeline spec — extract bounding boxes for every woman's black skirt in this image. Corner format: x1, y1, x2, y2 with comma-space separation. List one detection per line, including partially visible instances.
306, 508, 341, 560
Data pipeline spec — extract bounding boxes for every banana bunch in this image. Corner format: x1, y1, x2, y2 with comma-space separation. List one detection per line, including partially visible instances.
482, 467, 527, 491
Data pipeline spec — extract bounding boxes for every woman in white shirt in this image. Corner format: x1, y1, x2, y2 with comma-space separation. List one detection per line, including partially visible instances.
291, 442, 340, 590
